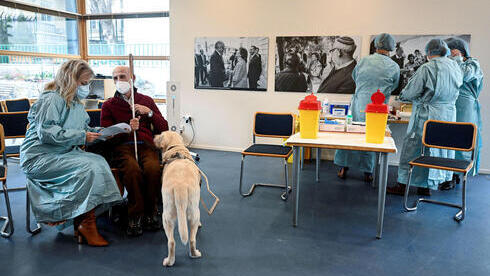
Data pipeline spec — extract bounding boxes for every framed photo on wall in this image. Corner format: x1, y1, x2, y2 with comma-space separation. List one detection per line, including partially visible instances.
194, 37, 269, 91
369, 34, 471, 95
274, 35, 362, 94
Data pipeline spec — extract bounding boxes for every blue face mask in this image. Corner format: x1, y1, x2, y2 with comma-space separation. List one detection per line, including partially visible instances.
77, 84, 90, 99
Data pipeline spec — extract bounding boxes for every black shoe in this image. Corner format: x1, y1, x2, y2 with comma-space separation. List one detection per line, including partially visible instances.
143, 213, 161, 231
386, 183, 406, 195
453, 174, 461, 184
417, 187, 431, 196
126, 216, 143, 237
439, 180, 456, 191
364, 173, 373, 185
110, 199, 128, 228
337, 167, 349, 179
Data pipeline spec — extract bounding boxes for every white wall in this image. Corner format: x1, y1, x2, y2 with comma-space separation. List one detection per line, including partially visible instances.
170, 0, 490, 172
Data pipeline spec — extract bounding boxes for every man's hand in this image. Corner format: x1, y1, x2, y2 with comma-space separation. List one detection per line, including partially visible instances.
134, 104, 151, 115
86, 132, 101, 143
130, 117, 140, 131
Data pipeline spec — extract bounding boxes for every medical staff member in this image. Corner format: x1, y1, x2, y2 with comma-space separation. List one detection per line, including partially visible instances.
335, 33, 400, 183
20, 60, 122, 246
387, 39, 463, 196
439, 37, 484, 190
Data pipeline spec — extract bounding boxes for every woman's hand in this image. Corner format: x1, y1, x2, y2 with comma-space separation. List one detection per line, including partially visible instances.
86, 132, 101, 143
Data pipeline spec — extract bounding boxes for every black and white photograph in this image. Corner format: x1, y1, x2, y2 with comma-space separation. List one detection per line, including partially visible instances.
194, 37, 268, 91
369, 34, 471, 95
275, 36, 362, 94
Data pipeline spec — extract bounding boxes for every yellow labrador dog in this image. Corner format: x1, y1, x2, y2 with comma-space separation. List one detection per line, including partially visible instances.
154, 131, 201, 267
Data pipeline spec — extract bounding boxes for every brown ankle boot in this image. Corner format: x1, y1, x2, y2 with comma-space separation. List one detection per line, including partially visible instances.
76, 210, 109, 247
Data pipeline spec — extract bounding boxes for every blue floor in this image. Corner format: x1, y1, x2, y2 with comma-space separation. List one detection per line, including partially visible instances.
1, 149, 490, 275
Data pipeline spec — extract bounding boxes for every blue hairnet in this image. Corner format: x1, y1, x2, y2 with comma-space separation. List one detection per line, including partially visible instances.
425, 39, 449, 57
374, 33, 396, 51
445, 37, 470, 57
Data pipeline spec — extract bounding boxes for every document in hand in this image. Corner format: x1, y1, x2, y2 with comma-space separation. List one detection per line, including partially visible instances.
97, 123, 131, 140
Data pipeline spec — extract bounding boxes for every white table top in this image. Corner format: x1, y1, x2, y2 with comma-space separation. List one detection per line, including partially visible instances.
285, 132, 397, 153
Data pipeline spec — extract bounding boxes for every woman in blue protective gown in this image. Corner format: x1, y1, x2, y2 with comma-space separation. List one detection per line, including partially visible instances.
335, 33, 400, 184
20, 60, 122, 246
439, 37, 484, 190
387, 39, 463, 196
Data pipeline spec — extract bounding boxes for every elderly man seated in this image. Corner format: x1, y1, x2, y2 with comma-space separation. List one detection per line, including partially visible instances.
101, 66, 168, 236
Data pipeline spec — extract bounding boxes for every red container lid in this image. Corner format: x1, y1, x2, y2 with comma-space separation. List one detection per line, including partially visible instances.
298, 93, 321, 110
365, 90, 388, 113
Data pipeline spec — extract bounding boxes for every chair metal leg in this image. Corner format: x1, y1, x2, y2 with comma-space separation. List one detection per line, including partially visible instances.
0, 186, 26, 193
280, 159, 292, 200
1, 180, 14, 238
403, 166, 417, 211
26, 189, 41, 235
404, 165, 465, 220
239, 155, 292, 200
454, 173, 467, 222
239, 155, 247, 196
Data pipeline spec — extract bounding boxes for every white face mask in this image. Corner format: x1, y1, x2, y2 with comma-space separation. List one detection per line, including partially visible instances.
77, 84, 90, 99
116, 81, 131, 94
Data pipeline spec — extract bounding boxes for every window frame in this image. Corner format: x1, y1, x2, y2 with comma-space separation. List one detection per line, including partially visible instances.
0, 0, 170, 99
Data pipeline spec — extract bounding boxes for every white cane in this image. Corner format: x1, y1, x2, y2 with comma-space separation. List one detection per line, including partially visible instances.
129, 54, 138, 161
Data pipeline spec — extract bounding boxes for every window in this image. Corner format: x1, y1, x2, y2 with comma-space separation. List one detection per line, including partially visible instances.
87, 18, 169, 56
15, 0, 78, 13
85, 0, 169, 14
0, 7, 79, 55
0, 0, 169, 100
0, 55, 66, 99
89, 59, 169, 98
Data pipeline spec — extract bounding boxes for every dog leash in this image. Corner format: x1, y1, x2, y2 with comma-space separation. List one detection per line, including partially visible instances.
163, 144, 220, 215
196, 167, 220, 215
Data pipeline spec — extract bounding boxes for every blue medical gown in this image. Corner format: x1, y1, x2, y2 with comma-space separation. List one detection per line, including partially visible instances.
397, 57, 463, 189
20, 91, 122, 222
454, 57, 483, 176
334, 53, 400, 173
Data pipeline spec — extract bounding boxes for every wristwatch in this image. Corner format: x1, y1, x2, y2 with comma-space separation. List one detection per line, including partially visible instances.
148, 110, 153, 118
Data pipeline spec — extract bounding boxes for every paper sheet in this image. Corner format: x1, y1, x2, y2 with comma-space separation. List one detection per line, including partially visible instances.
97, 123, 131, 141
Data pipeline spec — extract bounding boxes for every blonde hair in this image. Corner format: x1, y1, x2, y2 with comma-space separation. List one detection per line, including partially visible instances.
44, 59, 94, 106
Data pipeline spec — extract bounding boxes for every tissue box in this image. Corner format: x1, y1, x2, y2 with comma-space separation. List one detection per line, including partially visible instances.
319, 123, 345, 132
346, 122, 366, 133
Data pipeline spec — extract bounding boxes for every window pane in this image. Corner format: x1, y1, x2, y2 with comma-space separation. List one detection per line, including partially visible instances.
14, 0, 78, 13
0, 7, 79, 55
86, 0, 169, 13
0, 55, 66, 99
89, 59, 169, 98
87, 17, 169, 56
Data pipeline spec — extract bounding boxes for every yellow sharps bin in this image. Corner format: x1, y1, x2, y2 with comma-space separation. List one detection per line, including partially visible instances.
298, 94, 321, 139
365, 90, 389, 144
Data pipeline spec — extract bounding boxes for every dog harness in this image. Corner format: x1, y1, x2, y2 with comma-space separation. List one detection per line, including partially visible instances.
162, 151, 193, 165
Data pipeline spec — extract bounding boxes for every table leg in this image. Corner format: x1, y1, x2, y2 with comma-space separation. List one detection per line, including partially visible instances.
376, 152, 389, 239
300, 147, 304, 170
373, 153, 380, 188
316, 148, 320, 182
292, 146, 301, 227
